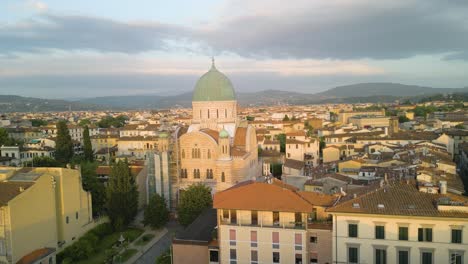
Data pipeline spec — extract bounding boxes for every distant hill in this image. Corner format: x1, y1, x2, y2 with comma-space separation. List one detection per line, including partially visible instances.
0, 95, 105, 112
314, 83, 468, 98
1, 83, 467, 112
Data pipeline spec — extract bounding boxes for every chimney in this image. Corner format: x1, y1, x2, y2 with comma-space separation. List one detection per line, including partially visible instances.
439, 180, 447, 194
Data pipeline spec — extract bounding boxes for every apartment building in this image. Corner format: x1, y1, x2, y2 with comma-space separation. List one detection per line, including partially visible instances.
0, 167, 94, 264
213, 181, 336, 264
328, 182, 468, 264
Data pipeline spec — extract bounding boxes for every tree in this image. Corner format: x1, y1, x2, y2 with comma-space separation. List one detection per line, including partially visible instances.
106, 160, 138, 230
143, 194, 169, 229
398, 115, 410, 123
97, 115, 128, 128
78, 119, 91, 127
0, 128, 19, 146
275, 133, 286, 153
24, 156, 61, 167
455, 124, 465, 129
83, 126, 94, 162
55, 120, 74, 165
283, 115, 290, 121
270, 163, 282, 179
246, 116, 255, 121
81, 162, 106, 217
30, 119, 48, 127
177, 184, 212, 227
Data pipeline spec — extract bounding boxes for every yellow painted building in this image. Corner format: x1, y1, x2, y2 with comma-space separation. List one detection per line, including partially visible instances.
0, 167, 94, 264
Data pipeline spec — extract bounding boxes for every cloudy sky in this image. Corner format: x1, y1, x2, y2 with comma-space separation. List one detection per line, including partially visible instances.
0, 0, 467, 98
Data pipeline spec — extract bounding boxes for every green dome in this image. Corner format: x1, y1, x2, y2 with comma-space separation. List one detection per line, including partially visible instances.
159, 132, 169, 138
219, 129, 229, 138
192, 61, 236, 102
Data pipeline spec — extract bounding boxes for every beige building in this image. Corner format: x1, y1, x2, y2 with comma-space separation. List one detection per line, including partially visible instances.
348, 115, 390, 129
328, 182, 468, 264
213, 181, 336, 264
176, 61, 259, 193
117, 135, 169, 158
323, 146, 340, 163
338, 109, 385, 124
0, 167, 94, 264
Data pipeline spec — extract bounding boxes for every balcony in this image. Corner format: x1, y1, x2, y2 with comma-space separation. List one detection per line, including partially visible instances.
307, 220, 333, 230
219, 218, 306, 230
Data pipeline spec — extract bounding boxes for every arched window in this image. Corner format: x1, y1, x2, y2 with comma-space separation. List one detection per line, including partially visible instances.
221, 172, 225, 182
200, 109, 202, 118
225, 109, 227, 118
192, 148, 195, 158
197, 148, 201, 158
217, 109, 219, 118
182, 149, 185, 159
207, 149, 211, 159
208, 109, 210, 119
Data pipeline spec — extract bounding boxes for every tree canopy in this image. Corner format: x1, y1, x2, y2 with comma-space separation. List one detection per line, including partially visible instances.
81, 162, 106, 217
54, 120, 74, 165
97, 115, 128, 128
106, 160, 138, 230
177, 184, 212, 227
0, 128, 19, 146
83, 126, 94, 162
143, 194, 169, 229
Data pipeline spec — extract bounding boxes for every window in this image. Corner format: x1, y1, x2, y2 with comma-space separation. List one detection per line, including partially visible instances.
450, 251, 463, 264
182, 149, 185, 158
222, 210, 229, 220
193, 169, 200, 179
451, 229, 462, 244
375, 248, 387, 264
399, 227, 409, 241
295, 212, 302, 227
348, 247, 359, 264
349, 223, 358, 238
397, 250, 409, 264
273, 252, 280, 263
310, 236, 318, 243
230, 249, 237, 264
209, 250, 219, 262
229, 229, 236, 246
295, 253, 303, 264
221, 172, 225, 182
75, 212, 79, 219
272, 232, 279, 249
295, 233, 302, 251
251, 211, 258, 225
375, 225, 385, 239
418, 228, 433, 242
421, 251, 433, 264
230, 210, 237, 224
207, 149, 211, 159
251, 250, 258, 264
250, 231, 257, 247
273, 211, 280, 226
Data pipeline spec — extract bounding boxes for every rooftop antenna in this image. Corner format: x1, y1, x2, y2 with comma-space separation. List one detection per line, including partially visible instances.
211, 56, 216, 69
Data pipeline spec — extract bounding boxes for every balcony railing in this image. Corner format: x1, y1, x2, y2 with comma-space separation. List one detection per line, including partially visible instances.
220, 219, 306, 230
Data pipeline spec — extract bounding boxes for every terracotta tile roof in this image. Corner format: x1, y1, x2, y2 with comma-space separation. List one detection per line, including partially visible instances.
284, 159, 305, 170
0, 182, 35, 206
286, 139, 305, 144
200, 129, 219, 143
214, 182, 314, 212
17, 247, 55, 264
118, 136, 159, 141
297, 191, 338, 207
286, 131, 306, 137
234, 127, 247, 147
231, 147, 248, 157
328, 182, 468, 218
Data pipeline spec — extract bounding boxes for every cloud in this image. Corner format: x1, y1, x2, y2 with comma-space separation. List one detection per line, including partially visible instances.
197, 0, 468, 60
0, 14, 185, 54
2, 0, 468, 61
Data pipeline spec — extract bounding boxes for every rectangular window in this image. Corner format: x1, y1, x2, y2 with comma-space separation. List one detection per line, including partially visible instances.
375, 225, 385, 239
310, 236, 318, 243
295, 212, 302, 227
273, 211, 280, 226
251, 211, 258, 225
229, 229, 236, 246
230, 210, 237, 224
209, 250, 219, 262
399, 227, 409, 241
398, 250, 409, 264
251, 250, 258, 264
348, 247, 359, 264
273, 252, 280, 263
272, 232, 280, 249
375, 248, 387, 264
230, 249, 237, 264
421, 252, 432, 264
450, 251, 463, 264
250, 231, 257, 247
418, 228, 432, 242
295, 253, 303, 264
295, 233, 302, 251
451, 229, 462, 244
223, 209, 229, 219
349, 224, 358, 238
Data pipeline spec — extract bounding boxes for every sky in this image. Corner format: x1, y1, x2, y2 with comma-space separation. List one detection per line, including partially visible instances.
0, 0, 467, 98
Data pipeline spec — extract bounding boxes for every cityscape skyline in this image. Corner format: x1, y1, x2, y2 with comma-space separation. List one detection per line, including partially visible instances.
1, 0, 468, 98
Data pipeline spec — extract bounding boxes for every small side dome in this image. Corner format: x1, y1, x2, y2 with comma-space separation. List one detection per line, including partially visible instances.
219, 129, 229, 138
159, 132, 169, 138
